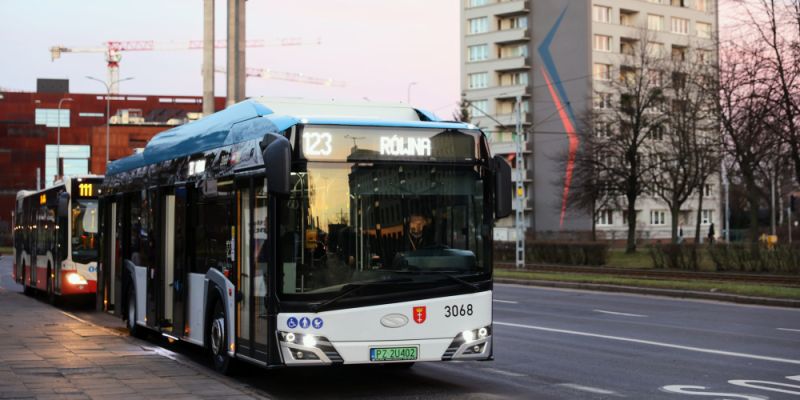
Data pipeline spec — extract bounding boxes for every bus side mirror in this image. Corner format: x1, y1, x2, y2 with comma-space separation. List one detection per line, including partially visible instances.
493, 155, 512, 219
262, 133, 291, 194
57, 192, 70, 219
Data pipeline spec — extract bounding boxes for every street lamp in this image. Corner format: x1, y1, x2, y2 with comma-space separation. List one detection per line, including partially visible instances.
86, 76, 134, 167
56, 97, 73, 180
407, 82, 418, 104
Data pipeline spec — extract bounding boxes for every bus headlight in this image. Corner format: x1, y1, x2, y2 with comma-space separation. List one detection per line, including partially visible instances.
462, 330, 475, 342
278, 331, 343, 365
443, 325, 492, 360
66, 272, 88, 285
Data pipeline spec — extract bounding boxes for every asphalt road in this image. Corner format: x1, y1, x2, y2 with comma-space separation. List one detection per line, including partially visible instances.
2, 254, 799, 399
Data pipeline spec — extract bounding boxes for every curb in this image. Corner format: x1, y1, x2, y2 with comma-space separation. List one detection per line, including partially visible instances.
495, 278, 800, 308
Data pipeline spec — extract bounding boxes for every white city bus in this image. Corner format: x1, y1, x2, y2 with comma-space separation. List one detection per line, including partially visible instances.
99, 98, 511, 372
13, 175, 102, 303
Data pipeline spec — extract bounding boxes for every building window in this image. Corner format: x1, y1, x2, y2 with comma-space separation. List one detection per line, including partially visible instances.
594, 35, 612, 52
703, 184, 713, 196
620, 10, 637, 26
697, 22, 712, 38
594, 63, 612, 81
648, 42, 665, 58
696, 49, 712, 63
672, 17, 689, 35
648, 14, 664, 31
595, 93, 613, 109
593, 5, 611, 23
35, 108, 70, 128
597, 209, 614, 226
468, 44, 489, 62
44, 145, 90, 186
468, 0, 488, 7
701, 210, 713, 225
595, 121, 611, 138
469, 17, 489, 34
469, 99, 488, 118
500, 44, 528, 58
650, 210, 667, 225
500, 71, 528, 86
695, 0, 708, 11
468, 72, 489, 89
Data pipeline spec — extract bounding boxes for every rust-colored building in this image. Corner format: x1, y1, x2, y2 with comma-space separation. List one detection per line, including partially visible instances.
0, 83, 225, 245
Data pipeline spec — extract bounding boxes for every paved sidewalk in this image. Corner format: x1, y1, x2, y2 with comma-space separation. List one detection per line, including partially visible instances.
0, 271, 266, 399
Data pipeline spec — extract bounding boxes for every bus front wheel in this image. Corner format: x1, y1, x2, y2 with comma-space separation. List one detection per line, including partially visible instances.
126, 287, 141, 337
209, 301, 232, 375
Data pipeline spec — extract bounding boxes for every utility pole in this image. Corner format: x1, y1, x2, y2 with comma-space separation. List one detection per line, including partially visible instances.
56, 97, 73, 180
722, 161, 730, 243
87, 76, 134, 168
771, 170, 776, 236
226, 0, 246, 106
515, 95, 525, 269
203, 0, 215, 115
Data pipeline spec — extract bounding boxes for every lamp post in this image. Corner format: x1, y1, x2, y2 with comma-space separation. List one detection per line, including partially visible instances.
407, 82, 418, 104
86, 76, 134, 168
56, 97, 73, 180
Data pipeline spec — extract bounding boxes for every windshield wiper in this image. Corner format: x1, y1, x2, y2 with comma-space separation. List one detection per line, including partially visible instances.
311, 278, 412, 312
393, 270, 481, 292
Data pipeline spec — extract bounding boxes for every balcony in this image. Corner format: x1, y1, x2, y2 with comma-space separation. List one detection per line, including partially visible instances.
492, 56, 530, 72
486, 28, 529, 45
491, 0, 529, 17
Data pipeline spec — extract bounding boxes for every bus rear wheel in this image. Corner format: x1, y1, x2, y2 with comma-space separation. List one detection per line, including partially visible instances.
47, 264, 59, 306
209, 301, 232, 375
22, 263, 34, 296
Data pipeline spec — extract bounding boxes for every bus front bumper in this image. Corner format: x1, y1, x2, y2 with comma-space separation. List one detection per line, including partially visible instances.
277, 329, 492, 366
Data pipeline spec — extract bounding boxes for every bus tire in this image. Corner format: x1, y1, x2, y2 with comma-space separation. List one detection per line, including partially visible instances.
22, 263, 34, 296
46, 264, 59, 306
209, 301, 233, 375
126, 286, 141, 337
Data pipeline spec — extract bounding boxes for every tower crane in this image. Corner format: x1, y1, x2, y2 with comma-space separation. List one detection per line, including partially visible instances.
214, 66, 346, 87
49, 37, 321, 94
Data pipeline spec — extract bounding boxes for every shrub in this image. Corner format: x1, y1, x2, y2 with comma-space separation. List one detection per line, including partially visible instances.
707, 244, 800, 274
648, 244, 701, 271
494, 241, 609, 266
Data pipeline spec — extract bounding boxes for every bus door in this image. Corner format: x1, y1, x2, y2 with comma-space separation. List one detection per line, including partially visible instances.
236, 177, 270, 362
162, 191, 176, 333
171, 186, 189, 336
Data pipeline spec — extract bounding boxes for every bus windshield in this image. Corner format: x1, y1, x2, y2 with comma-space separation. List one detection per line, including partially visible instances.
278, 162, 489, 300
72, 199, 99, 264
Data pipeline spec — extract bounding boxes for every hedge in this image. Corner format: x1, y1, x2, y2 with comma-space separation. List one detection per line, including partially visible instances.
707, 244, 800, 274
495, 241, 609, 266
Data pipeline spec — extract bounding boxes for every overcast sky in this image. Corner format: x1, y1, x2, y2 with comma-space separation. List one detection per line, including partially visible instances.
0, 0, 461, 117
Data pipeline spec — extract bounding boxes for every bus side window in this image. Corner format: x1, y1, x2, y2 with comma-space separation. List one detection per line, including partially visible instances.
191, 185, 235, 276
129, 191, 152, 267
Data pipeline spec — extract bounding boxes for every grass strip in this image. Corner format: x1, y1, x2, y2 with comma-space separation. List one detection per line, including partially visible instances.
0, 246, 11, 255
495, 269, 800, 300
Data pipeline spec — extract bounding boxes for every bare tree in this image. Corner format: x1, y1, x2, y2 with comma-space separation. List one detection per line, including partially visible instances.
561, 119, 619, 241
718, 42, 778, 243
740, 0, 800, 184
587, 29, 668, 253
647, 43, 720, 243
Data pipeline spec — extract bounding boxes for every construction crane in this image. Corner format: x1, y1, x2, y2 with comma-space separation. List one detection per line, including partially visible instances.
50, 38, 321, 93
214, 66, 346, 87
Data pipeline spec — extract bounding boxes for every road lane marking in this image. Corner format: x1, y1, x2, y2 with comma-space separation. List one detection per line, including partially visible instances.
482, 367, 526, 377
494, 321, 800, 365
493, 299, 519, 304
777, 328, 800, 333
557, 383, 622, 396
594, 309, 647, 318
